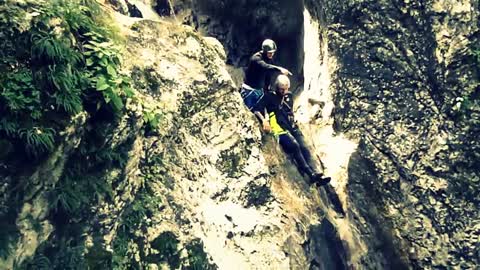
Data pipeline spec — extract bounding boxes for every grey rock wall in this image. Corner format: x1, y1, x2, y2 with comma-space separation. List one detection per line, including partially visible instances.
305, 0, 480, 268
1, 9, 348, 269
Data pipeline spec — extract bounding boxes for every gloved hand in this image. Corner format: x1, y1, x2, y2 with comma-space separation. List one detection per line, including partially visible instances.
262, 120, 271, 133
279, 67, 292, 76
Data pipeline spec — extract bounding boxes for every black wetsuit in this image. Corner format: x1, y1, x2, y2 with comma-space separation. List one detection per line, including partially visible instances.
244, 51, 277, 91
254, 91, 318, 175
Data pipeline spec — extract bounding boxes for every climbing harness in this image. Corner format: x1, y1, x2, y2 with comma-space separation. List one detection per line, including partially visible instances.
240, 83, 263, 110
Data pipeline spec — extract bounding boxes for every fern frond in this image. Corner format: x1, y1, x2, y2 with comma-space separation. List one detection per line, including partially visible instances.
19, 127, 56, 154
0, 118, 19, 136
32, 253, 52, 270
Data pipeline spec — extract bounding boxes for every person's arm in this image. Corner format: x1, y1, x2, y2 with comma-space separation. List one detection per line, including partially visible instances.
252, 95, 271, 133
253, 54, 292, 75
253, 109, 270, 133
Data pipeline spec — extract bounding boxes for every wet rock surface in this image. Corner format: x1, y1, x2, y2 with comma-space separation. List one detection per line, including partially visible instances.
306, 0, 480, 268
0, 5, 350, 269
2, 1, 479, 269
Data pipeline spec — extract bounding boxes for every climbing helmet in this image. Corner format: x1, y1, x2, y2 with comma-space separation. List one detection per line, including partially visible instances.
262, 39, 277, 53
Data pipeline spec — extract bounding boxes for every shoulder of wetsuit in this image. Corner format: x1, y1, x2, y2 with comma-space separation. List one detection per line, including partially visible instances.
252, 51, 263, 59
265, 90, 278, 99
261, 91, 277, 104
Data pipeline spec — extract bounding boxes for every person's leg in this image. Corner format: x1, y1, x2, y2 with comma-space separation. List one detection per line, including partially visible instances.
278, 133, 313, 175
290, 128, 315, 169
280, 132, 331, 186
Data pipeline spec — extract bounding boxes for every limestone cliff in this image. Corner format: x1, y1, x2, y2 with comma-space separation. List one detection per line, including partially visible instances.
0, 2, 348, 269
1, 0, 479, 269
303, 0, 480, 268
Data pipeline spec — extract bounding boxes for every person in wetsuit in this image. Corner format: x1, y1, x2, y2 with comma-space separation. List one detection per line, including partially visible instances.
241, 39, 292, 110
253, 74, 331, 186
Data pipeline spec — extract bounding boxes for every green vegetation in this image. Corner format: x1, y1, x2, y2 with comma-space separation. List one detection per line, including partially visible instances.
17, 244, 87, 270
0, 1, 219, 268
183, 239, 217, 270
145, 235, 217, 270
0, 0, 159, 265
142, 99, 164, 132
0, 0, 132, 158
148, 231, 181, 269
111, 229, 134, 270
109, 189, 217, 269
111, 186, 162, 270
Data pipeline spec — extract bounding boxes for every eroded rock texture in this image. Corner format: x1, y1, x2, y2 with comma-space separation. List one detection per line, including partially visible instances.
2, 1, 479, 269
305, 0, 480, 268
0, 5, 348, 269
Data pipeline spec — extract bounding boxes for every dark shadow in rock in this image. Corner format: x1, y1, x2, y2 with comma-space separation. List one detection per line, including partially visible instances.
127, 1, 143, 18
154, 0, 173, 16
194, 0, 304, 88
242, 181, 272, 208
321, 184, 346, 218
346, 143, 410, 269
307, 217, 348, 270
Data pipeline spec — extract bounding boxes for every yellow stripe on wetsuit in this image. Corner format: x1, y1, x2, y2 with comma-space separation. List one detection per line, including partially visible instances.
269, 112, 288, 136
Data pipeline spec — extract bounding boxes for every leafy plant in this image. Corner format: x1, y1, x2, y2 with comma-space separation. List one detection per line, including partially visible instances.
110, 187, 162, 269
183, 239, 217, 270
83, 31, 134, 112
111, 229, 134, 270
19, 127, 56, 154
0, 0, 136, 158
51, 169, 113, 216
150, 231, 181, 268
142, 103, 163, 131
0, 69, 41, 113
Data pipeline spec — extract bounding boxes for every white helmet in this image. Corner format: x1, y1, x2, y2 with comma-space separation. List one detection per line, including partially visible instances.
262, 39, 277, 53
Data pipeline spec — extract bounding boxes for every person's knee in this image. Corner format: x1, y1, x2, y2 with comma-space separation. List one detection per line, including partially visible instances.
280, 133, 302, 153
287, 139, 301, 153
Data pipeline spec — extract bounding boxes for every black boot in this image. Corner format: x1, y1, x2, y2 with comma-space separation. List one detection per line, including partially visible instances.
302, 167, 329, 186
309, 171, 331, 186
315, 173, 332, 186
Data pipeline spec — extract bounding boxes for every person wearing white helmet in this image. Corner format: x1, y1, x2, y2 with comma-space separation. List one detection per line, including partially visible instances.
240, 39, 292, 111
253, 74, 331, 186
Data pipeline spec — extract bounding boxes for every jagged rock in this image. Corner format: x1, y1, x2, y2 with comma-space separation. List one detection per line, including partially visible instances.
127, 1, 143, 18
3, 1, 478, 269
77, 8, 345, 269
108, 0, 129, 15
0, 113, 87, 269
303, 0, 480, 268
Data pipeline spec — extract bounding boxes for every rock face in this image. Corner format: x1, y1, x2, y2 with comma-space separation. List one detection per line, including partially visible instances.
0, 5, 349, 270
304, 0, 480, 268
104, 17, 347, 270
2, 1, 479, 269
